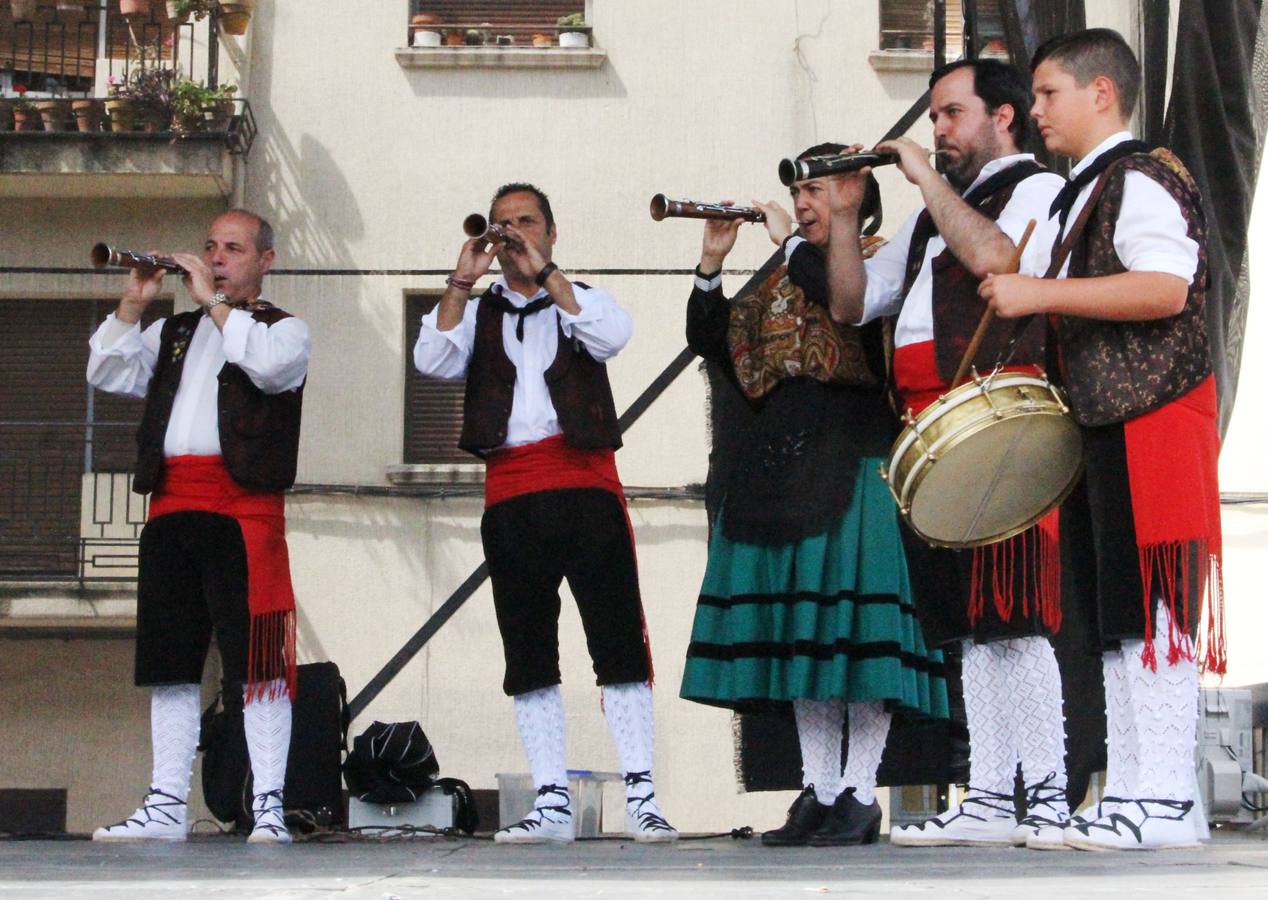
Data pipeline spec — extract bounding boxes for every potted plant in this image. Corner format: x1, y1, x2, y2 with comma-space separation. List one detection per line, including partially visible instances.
464, 28, 485, 46
123, 66, 175, 132
166, 0, 213, 24
410, 12, 442, 47
11, 89, 40, 131
556, 12, 589, 48
119, 0, 151, 19
444, 28, 464, 47
72, 97, 104, 132
10, 0, 39, 23
531, 32, 552, 47
170, 78, 235, 133
218, 0, 253, 36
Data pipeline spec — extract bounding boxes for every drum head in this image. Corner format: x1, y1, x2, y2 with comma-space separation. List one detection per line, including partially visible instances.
907, 411, 1083, 548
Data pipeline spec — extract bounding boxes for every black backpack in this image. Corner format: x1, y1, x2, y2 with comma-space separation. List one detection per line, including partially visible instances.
199, 661, 349, 832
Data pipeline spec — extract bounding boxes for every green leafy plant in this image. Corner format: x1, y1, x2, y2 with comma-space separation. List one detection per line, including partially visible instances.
556, 12, 586, 28
11, 84, 35, 113
170, 78, 236, 134
175, 0, 216, 19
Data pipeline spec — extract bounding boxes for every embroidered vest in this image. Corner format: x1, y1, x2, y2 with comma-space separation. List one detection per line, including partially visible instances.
1057, 148, 1210, 426
133, 305, 305, 495
459, 289, 622, 457
901, 161, 1049, 382
727, 236, 886, 402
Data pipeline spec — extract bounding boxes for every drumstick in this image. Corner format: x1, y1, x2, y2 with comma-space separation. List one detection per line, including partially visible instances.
949, 218, 1037, 390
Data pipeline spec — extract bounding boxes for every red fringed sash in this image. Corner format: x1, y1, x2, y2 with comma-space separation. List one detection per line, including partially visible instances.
893, 341, 1062, 631
1122, 376, 1225, 674
484, 435, 653, 684
148, 455, 297, 701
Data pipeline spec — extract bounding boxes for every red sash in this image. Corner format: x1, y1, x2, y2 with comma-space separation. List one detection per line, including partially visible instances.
1123, 376, 1224, 673
149, 455, 296, 701
892, 340, 1062, 632
483, 435, 652, 683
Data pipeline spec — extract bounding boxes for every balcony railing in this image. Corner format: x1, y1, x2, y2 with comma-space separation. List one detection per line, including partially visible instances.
1, 2, 253, 155
0, 421, 146, 585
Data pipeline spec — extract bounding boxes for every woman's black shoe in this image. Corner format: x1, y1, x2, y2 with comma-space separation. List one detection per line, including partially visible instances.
808, 787, 883, 846
761, 786, 832, 847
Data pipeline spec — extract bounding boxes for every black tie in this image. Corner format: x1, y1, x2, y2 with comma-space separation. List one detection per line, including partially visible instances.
486, 293, 555, 342
1049, 139, 1152, 231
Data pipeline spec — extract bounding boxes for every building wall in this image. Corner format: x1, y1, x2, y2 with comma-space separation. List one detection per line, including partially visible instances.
8, 0, 1261, 836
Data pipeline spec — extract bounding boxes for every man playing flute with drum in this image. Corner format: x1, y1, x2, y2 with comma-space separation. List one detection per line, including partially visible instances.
824, 59, 1072, 849
678, 145, 949, 848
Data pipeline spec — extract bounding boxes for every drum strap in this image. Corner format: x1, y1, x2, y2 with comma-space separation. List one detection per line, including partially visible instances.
996, 167, 1118, 371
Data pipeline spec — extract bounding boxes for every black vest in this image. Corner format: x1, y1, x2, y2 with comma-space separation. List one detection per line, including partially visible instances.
458, 288, 622, 457
901, 160, 1049, 381
132, 305, 305, 495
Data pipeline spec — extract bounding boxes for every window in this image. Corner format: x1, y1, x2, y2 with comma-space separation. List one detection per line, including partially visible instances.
408, 0, 585, 47
880, 0, 1006, 56
403, 292, 469, 465
0, 297, 170, 579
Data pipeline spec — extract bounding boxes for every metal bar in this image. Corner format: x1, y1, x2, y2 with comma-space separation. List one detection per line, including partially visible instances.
345, 344, 699, 720
963, 0, 979, 60
997, 0, 1028, 66
933, 0, 946, 69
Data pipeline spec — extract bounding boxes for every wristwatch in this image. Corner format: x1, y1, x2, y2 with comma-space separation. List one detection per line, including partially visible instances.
205, 291, 228, 312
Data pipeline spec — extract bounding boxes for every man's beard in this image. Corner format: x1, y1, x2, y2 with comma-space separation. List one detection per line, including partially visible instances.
940, 123, 1003, 192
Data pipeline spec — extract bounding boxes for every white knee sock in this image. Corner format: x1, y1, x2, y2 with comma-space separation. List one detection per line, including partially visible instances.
149, 684, 201, 801
841, 701, 892, 805
793, 697, 845, 805
243, 680, 292, 798
1129, 603, 1199, 802
1102, 647, 1140, 802
962, 641, 1018, 797
1001, 637, 1068, 793
602, 682, 654, 779
514, 684, 568, 793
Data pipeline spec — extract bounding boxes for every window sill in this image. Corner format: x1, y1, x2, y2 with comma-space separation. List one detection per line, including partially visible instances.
385, 463, 485, 486
869, 49, 938, 72
395, 45, 607, 70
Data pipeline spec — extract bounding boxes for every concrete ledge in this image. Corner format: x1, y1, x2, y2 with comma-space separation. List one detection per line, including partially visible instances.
0, 132, 233, 198
395, 46, 607, 69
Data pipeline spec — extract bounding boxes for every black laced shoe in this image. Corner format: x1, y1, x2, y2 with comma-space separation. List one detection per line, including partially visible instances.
761, 785, 832, 847
808, 787, 883, 846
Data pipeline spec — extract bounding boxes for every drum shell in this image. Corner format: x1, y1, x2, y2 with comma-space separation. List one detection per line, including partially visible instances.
883, 373, 1083, 549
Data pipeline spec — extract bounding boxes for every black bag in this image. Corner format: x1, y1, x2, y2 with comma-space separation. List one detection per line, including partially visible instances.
343, 721, 439, 804
199, 661, 349, 832
343, 721, 479, 835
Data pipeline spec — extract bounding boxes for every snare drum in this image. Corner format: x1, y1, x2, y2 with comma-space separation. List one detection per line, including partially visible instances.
881, 370, 1083, 549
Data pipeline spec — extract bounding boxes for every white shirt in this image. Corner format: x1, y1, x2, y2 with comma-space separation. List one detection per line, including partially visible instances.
1056, 131, 1199, 282
413, 278, 632, 450
86, 306, 311, 457
857, 154, 1066, 348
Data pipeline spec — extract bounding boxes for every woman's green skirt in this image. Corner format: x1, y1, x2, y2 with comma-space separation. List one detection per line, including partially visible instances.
680, 457, 949, 719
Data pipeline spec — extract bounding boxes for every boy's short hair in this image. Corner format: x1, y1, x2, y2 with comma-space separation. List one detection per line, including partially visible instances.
929, 58, 1035, 149
1031, 28, 1141, 119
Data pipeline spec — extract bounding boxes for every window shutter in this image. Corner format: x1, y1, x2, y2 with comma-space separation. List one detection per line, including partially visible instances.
0, 297, 169, 577
410, 1, 585, 43
403, 293, 470, 464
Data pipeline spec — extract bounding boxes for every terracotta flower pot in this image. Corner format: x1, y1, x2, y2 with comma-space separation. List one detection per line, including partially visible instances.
105, 97, 137, 132
218, 1, 252, 36
444, 30, 464, 47
531, 33, 553, 47
36, 100, 72, 132
119, 0, 151, 19
13, 107, 42, 132
72, 99, 104, 132
11, 0, 39, 23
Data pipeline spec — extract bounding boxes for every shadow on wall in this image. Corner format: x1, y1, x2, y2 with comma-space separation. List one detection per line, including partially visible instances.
244, 0, 365, 270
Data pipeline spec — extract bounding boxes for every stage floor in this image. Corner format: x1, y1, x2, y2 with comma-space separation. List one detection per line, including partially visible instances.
3, 831, 1268, 898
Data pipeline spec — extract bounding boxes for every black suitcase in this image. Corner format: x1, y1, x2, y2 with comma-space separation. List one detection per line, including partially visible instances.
200, 661, 349, 832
